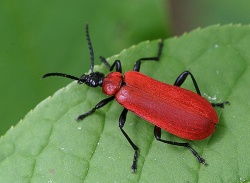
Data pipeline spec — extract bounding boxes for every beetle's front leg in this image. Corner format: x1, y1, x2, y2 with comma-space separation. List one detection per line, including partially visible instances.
99, 57, 122, 73
133, 40, 163, 72
119, 108, 139, 173
76, 96, 115, 121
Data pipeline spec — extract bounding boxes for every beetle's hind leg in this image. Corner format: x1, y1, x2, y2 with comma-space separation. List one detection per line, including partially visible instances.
211, 101, 230, 108
174, 71, 229, 107
119, 108, 139, 173
133, 40, 163, 72
154, 126, 206, 165
174, 70, 201, 95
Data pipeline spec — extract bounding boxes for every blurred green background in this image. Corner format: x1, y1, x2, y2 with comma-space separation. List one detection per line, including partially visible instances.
1, 0, 250, 136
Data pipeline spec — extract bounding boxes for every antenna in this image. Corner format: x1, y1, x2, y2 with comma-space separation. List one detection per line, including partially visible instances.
42, 73, 79, 80
42, 23, 98, 84
85, 23, 94, 73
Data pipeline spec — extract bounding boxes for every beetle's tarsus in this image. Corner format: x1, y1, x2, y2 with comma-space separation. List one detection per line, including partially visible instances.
76, 113, 88, 121
131, 150, 138, 173
199, 157, 207, 165
211, 101, 230, 108
131, 164, 136, 173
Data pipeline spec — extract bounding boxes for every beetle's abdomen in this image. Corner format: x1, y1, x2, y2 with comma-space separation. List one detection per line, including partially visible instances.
116, 71, 218, 140
102, 72, 123, 96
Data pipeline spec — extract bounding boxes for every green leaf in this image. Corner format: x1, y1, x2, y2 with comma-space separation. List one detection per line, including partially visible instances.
1, 24, 250, 182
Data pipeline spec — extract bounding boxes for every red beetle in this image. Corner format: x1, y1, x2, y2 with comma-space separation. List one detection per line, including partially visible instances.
43, 24, 228, 172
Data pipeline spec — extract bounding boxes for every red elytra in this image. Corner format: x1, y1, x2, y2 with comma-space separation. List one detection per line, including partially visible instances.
43, 24, 228, 172
102, 71, 218, 141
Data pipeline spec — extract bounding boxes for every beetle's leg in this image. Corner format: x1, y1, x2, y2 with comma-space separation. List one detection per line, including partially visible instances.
174, 71, 229, 107
76, 96, 115, 121
119, 108, 139, 173
133, 40, 163, 72
99, 56, 110, 69
154, 126, 206, 165
211, 101, 230, 108
100, 57, 122, 73
174, 70, 201, 95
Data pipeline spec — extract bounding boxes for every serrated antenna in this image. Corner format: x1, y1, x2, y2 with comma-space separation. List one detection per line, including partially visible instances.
85, 23, 94, 73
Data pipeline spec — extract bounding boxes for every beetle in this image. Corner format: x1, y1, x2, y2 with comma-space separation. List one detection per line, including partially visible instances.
43, 24, 228, 172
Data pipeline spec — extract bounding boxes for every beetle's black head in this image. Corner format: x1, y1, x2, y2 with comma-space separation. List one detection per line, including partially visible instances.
42, 23, 105, 88
78, 72, 104, 87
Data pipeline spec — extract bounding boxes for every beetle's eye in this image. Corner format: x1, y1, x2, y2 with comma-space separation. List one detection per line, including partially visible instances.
78, 74, 87, 84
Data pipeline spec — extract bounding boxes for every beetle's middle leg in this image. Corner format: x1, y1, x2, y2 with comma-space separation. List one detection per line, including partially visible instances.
174, 70, 228, 107
154, 125, 206, 165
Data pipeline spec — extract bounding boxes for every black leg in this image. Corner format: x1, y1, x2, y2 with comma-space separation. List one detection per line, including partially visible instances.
174, 70, 201, 95
100, 57, 122, 73
211, 101, 230, 108
174, 71, 229, 108
154, 126, 206, 165
133, 40, 163, 72
76, 96, 115, 121
119, 108, 139, 173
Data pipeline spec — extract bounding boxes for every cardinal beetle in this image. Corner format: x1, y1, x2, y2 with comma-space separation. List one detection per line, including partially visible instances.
43, 24, 228, 172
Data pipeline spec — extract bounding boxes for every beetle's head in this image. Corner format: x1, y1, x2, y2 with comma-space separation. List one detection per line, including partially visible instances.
78, 72, 104, 87
42, 23, 105, 88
